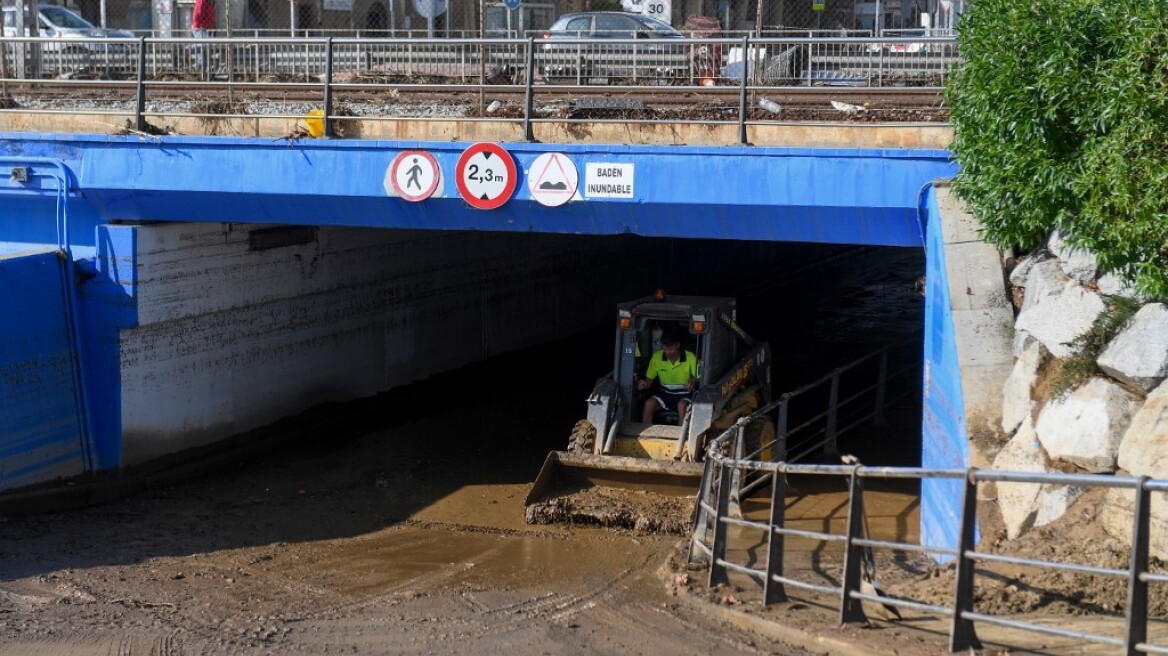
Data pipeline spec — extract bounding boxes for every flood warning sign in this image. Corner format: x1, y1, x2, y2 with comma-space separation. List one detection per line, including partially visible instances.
584, 163, 635, 199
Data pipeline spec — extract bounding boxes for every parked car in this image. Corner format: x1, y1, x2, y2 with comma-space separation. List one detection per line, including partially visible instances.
865, 29, 933, 54
3, 4, 133, 52
2, 4, 134, 76
538, 11, 688, 83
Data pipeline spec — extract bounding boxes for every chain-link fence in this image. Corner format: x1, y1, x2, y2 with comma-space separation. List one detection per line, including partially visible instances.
9, 0, 964, 39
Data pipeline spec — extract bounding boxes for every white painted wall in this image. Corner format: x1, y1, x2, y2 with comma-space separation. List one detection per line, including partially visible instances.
118, 223, 659, 466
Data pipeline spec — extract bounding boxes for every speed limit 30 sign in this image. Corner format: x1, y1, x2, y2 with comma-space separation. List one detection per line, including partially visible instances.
455, 142, 518, 210
641, 0, 671, 20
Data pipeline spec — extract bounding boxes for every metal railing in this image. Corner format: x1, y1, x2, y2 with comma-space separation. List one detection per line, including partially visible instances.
0, 34, 955, 141
716, 340, 918, 507
688, 425, 1168, 654
0, 34, 957, 84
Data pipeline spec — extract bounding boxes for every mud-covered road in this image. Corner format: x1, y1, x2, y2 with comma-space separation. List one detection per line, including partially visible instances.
0, 381, 811, 655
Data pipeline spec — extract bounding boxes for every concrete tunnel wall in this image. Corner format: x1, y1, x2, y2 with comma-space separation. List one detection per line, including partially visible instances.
90, 224, 651, 469
55, 221, 814, 474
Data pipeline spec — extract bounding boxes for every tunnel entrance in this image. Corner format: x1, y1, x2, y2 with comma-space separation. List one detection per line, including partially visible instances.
616, 236, 926, 468
341, 232, 928, 474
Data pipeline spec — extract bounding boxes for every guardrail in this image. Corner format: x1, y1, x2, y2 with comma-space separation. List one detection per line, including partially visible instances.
688, 417, 1168, 653
0, 35, 957, 83
0, 35, 956, 140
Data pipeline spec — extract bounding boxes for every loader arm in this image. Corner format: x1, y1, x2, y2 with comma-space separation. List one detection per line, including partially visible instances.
683, 342, 772, 461
584, 376, 619, 454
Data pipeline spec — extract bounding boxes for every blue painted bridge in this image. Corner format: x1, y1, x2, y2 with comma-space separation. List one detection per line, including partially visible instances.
0, 132, 968, 551
0, 135, 953, 249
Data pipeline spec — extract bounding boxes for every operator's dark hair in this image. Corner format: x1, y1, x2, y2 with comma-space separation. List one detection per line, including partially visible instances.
660, 331, 683, 347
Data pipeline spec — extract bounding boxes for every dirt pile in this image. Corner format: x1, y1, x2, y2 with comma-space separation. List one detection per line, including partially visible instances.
888, 489, 1168, 618
525, 486, 695, 534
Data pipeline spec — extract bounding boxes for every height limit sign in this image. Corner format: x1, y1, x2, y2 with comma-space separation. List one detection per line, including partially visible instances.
455, 142, 517, 210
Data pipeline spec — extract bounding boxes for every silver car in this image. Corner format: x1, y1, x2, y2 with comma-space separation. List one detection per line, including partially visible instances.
538, 11, 688, 83
3, 4, 134, 75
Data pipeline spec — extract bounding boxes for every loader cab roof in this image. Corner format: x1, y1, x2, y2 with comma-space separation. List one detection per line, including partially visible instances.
619, 295, 737, 320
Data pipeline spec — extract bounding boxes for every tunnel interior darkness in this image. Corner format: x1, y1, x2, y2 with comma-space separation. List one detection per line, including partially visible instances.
351, 233, 927, 472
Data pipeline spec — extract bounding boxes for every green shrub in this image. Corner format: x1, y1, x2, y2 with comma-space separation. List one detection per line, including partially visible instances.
947, 0, 1168, 300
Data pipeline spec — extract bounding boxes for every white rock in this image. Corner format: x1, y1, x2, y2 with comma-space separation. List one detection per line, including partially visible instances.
1008, 252, 1047, 288
1048, 230, 1098, 282
1035, 377, 1139, 472
1001, 340, 1044, 434
991, 420, 1047, 538
1116, 380, 1168, 476
1034, 485, 1085, 528
1101, 486, 1168, 561
1019, 260, 1069, 314
1097, 272, 1140, 299
1097, 303, 1168, 392
1015, 284, 1106, 359
1102, 381, 1168, 559
1012, 329, 1036, 359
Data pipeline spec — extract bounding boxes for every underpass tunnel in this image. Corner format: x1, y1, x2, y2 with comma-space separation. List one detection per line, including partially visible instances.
341, 229, 929, 473
0, 219, 928, 499
0, 136, 952, 501
207, 228, 926, 533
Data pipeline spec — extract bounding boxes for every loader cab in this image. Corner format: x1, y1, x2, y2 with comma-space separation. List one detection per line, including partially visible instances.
613, 294, 741, 426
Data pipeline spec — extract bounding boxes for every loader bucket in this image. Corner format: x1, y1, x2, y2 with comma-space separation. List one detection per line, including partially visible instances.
524, 451, 704, 533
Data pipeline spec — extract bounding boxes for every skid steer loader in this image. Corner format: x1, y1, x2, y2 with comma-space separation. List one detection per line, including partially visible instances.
525, 292, 774, 530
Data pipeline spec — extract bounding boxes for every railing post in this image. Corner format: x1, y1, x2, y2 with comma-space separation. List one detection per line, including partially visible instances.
763, 463, 788, 605
1124, 477, 1150, 656
824, 371, 840, 458
322, 37, 334, 138
873, 349, 888, 427
708, 457, 734, 588
574, 41, 582, 85
687, 456, 716, 564
777, 395, 789, 457
523, 37, 535, 142
839, 467, 867, 624
949, 469, 981, 651
730, 422, 745, 514
133, 36, 147, 133
737, 35, 749, 146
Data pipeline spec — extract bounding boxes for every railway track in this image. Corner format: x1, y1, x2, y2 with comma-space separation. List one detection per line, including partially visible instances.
0, 79, 947, 122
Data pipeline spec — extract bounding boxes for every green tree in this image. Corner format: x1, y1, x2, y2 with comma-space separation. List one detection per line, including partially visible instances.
947, 0, 1168, 299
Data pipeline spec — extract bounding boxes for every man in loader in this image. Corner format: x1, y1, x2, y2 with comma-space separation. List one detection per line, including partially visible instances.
636, 332, 699, 424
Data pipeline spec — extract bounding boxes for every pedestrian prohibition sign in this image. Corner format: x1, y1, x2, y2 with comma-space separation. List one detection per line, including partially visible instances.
455, 142, 517, 210
389, 150, 441, 202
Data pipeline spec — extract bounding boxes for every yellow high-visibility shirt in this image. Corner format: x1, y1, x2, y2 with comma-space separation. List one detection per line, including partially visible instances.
644, 350, 698, 391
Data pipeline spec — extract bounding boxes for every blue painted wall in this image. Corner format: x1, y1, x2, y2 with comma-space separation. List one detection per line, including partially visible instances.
76, 225, 140, 471
0, 249, 88, 490
920, 185, 973, 555
0, 135, 957, 247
